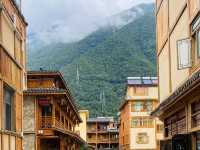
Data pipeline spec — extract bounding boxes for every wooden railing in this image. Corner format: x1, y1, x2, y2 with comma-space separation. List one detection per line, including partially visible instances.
87, 138, 119, 143
40, 116, 52, 128
165, 118, 186, 137
39, 116, 71, 131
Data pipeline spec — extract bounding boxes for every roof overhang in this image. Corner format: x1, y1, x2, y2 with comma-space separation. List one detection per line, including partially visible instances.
151, 69, 200, 118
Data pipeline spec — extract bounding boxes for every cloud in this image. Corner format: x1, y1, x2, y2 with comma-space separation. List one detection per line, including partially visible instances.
22, 0, 154, 44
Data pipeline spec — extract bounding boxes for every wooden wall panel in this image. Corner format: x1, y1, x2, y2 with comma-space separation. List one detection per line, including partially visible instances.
0, 80, 2, 129
15, 93, 22, 132
15, 35, 21, 65
156, 0, 162, 9
1, 50, 22, 91
189, 0, 200, 20
169, 9, 190, 93
157, 0, 168, 52
2, 135, 9, 150
0, 48, 2, 75
2, 0, 26, 37
158, 42, 170, 102
1, 14, 15, 57
16, 137, 22, 150
27, 79, 55, 89
10, 136, 16, 150
169, 0, 186, 28
0, 135, 1, 150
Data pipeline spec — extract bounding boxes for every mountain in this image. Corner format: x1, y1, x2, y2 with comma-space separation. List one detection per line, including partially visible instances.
28, 3, 156, 117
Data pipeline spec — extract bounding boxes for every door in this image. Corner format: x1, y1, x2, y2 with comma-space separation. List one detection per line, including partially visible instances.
172, 134, 191, 150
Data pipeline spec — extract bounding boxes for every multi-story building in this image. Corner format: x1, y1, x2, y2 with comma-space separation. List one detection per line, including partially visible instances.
152, 0, 200, 149
87, 117, 119, 149
23, 71, 86, 150
75, 109, 89, 141
0, 0, 27, 149
119, 77, 163, 150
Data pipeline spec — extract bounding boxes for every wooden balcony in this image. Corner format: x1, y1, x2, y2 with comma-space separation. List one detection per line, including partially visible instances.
39, 116, 71, 131
87, 138, 119, 144
165, 118, 186, 137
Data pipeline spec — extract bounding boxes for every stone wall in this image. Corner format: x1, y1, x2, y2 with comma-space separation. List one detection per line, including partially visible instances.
23, 96, 35, 132
23, 134, 35, 150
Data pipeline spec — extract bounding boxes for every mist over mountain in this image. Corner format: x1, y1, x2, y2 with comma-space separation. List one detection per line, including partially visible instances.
28, 3, 156, 116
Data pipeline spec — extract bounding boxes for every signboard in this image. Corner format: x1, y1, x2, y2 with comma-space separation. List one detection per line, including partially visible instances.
38, 98, 50, 106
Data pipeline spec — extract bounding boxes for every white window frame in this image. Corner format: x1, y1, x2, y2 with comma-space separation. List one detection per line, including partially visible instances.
177, 38, 192, 69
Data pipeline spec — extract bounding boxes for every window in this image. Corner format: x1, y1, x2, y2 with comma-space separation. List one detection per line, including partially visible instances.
131, 117, 154, 128
134, 102, 143, 112
131, 118, 139, 127
42, 106, 52, 116
4, 86, 15, 131
197, 30, 200, 57
177, 38, 191, 69
144, 101, 153, 112
157, 124, 164, 133
136, 133, 149, 144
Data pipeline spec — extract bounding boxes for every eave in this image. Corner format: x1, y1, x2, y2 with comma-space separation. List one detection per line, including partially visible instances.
151, 69, 200, 117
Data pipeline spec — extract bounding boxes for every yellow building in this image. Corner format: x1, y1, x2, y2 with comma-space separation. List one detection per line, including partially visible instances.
119, 77, 163, 150
152, 0, 200, 149
75, 110, 89, 141
0, 0, 27, 149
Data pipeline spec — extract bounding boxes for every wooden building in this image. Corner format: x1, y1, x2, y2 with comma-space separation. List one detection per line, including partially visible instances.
119, 77, 163, 150
23, 71, 86, 150
87, 117, 119, 150
152, 0, 200, 149
0, 0, 27, 149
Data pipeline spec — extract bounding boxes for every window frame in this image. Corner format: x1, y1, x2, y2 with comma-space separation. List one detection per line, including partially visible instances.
177, 38, 192, 70
197, 29, 200, 58
3, 85, 15, 131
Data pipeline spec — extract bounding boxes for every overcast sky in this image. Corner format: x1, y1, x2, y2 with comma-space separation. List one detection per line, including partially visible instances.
22, 0, 154, 43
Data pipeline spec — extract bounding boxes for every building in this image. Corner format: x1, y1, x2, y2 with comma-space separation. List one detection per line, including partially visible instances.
152, 0, 200, 149
87, 117, 119, 149
75, 110, 89, 141
23, 71, 86, 150
0, 0, 27, 149
119, 77, 163, 150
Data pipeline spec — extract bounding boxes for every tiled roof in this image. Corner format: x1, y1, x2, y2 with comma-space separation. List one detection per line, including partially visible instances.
28, 70, 60, 74
152, 69, 200, 116
127, 77, 158, 86
24, 88, 66, 94
87, 117, 114, 123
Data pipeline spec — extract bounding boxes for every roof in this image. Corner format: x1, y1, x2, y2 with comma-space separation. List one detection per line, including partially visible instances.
87, 117, 114, 123
52, 127, 87, 145
151, 69, 200, 117
24, 88, 66, 94
127, 77, 158, 86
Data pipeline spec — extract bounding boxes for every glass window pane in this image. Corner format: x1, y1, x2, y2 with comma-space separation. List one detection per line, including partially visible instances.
135, 102, 143, 111
198, 30, 200, 57
4, 87, 14, 131
177, 39, 191, 69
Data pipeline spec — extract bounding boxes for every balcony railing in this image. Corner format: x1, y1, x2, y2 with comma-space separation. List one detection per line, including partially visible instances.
87, 138, 119, 143
40, 116, 52, 128
39, 116, 71, 131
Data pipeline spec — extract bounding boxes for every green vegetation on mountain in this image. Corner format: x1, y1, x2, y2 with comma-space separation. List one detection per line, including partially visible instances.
28, 4, 156, 117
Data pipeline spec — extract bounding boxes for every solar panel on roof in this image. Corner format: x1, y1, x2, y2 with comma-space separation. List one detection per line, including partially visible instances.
128, 79, 142, 85
143, 79, 152, 84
